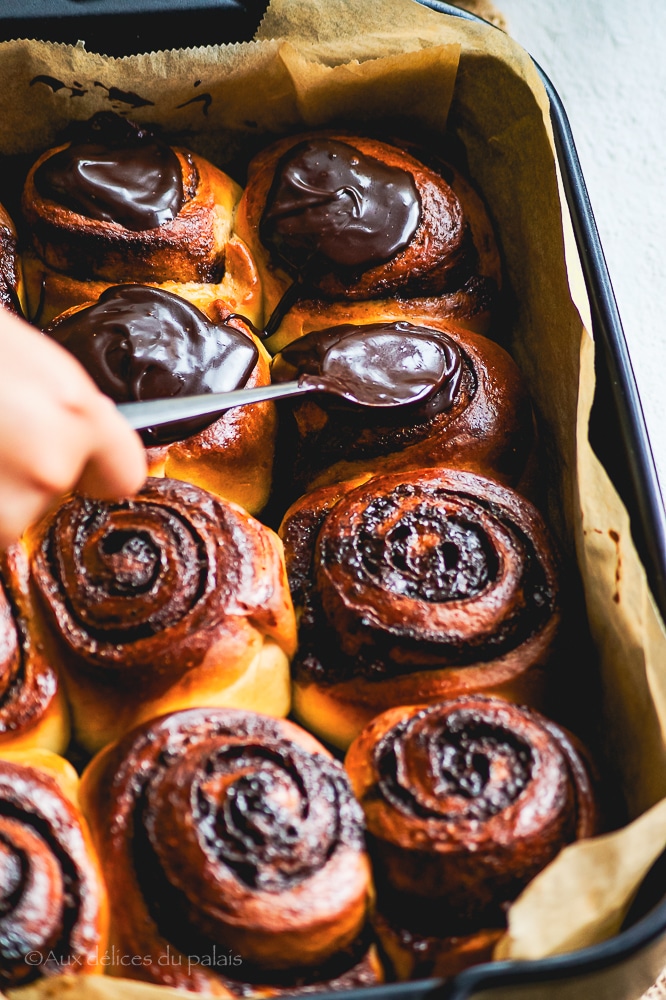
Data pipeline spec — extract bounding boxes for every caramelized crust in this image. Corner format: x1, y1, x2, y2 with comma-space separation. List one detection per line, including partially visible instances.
346, 697, 598, 978
235, 131, 500, 333
0, 754, 108, 986
0, 202, 25, 316
271, 308, 534, 495
29, 478, 297, 752
80, 708, 376, 994
23, 146, 238, 284
373, 909, 502, 981
0, 544, 69, 754
23, 235, 262, 330
280, 469, 560, 749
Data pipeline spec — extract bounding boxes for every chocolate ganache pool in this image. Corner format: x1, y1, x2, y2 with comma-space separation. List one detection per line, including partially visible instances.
271, 322, 463, 414
48, 285, 258, 445
260, 138, 421, 275
34, 119, 185, 231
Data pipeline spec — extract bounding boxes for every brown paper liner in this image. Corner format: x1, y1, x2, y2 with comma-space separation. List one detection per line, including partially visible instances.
0, 0, 661, 977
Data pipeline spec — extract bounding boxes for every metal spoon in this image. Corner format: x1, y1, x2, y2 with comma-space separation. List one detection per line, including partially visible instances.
116, 371, 440, 432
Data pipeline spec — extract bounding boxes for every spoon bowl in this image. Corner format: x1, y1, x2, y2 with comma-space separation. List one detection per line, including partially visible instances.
117, 325, 458, 432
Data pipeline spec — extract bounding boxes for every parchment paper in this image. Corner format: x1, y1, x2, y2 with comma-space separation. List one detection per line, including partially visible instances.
2, 0, 666, 977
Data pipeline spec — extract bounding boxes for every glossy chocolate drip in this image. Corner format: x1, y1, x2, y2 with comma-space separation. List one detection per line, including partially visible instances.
260, 139, 421, 275
49, 285, 258, 445
272, 322, 462, 414
376, 707, 532, 824
34, 120, 184, 231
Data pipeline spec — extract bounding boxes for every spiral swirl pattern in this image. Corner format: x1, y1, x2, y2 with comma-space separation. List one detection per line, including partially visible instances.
346, 696, 597, 925
0, 204, 22, 316
284, 469, 558, 682
32, 477, 294, 675
31, 478, 296, 751
0, 546, 64, 750
0, 760, 105, 986
316, 472, 556, 667
81, 709, 372, 993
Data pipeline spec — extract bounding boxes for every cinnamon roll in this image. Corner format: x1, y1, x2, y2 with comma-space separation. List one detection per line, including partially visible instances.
271, 313, 534, 493
30, 477, 297, 753
0, 752, 108, 986
47, 285, 276, 514
0, 202, 25, 317
0, 543, 69, 754
234, 132, 500, 340
22, 113, 261, 326
280, 468, 559, 749
345, 697, 598, 978
80, 708, 380, 995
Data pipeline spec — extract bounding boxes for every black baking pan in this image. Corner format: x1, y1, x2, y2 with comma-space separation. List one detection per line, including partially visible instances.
3, 2, 666, 998
0, 0, 268, 54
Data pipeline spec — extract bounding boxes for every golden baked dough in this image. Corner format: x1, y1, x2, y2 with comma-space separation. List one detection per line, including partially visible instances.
29, 478, 297, 752
80, 708, 380, 995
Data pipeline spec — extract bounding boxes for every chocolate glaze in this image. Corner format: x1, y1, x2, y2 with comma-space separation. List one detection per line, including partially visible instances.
34, 117, 184, 230
272, 322, 462, 414
48, 285, 258, 445
260, 139, 421, 275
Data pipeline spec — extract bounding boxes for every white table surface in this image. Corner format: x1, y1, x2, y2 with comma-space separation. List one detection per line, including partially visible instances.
497, 0, 666, 502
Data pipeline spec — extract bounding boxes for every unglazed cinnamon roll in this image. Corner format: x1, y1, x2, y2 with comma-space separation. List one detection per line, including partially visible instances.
80, 708, 380, 996
29, 478, 297, 753
47, 285, 276, 513
235, 131, 500, 339
0, 544, 69, 754
271, 313, 534, 493
346, 697, 598, 979
0, 751, 108, 986
280, 468, 559, 749
0, 202, 25, 316
22, 113, 261, 326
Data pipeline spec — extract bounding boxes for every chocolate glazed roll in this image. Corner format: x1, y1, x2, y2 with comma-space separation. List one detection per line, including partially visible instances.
30, 478, 297, 753
346, 697, 599, 979
271, 314, 534, 494
0, 544, 69, 754
80, 708, 380, 996
22, 113, 261, 326
47, 286, 277, 514
280, 468, 560, 749
235, 131, 501, 340
0, 202, 25, 316
0, 754, 108, 986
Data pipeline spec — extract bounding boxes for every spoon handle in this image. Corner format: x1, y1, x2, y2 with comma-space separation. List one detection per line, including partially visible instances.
117, 380, 311, 431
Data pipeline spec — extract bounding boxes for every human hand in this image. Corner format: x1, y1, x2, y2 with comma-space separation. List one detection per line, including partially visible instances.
0, 306, 146, 548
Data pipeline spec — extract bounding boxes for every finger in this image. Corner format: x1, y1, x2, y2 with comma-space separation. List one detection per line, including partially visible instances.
75, 395, 148, 500
0, 481, 52, 550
